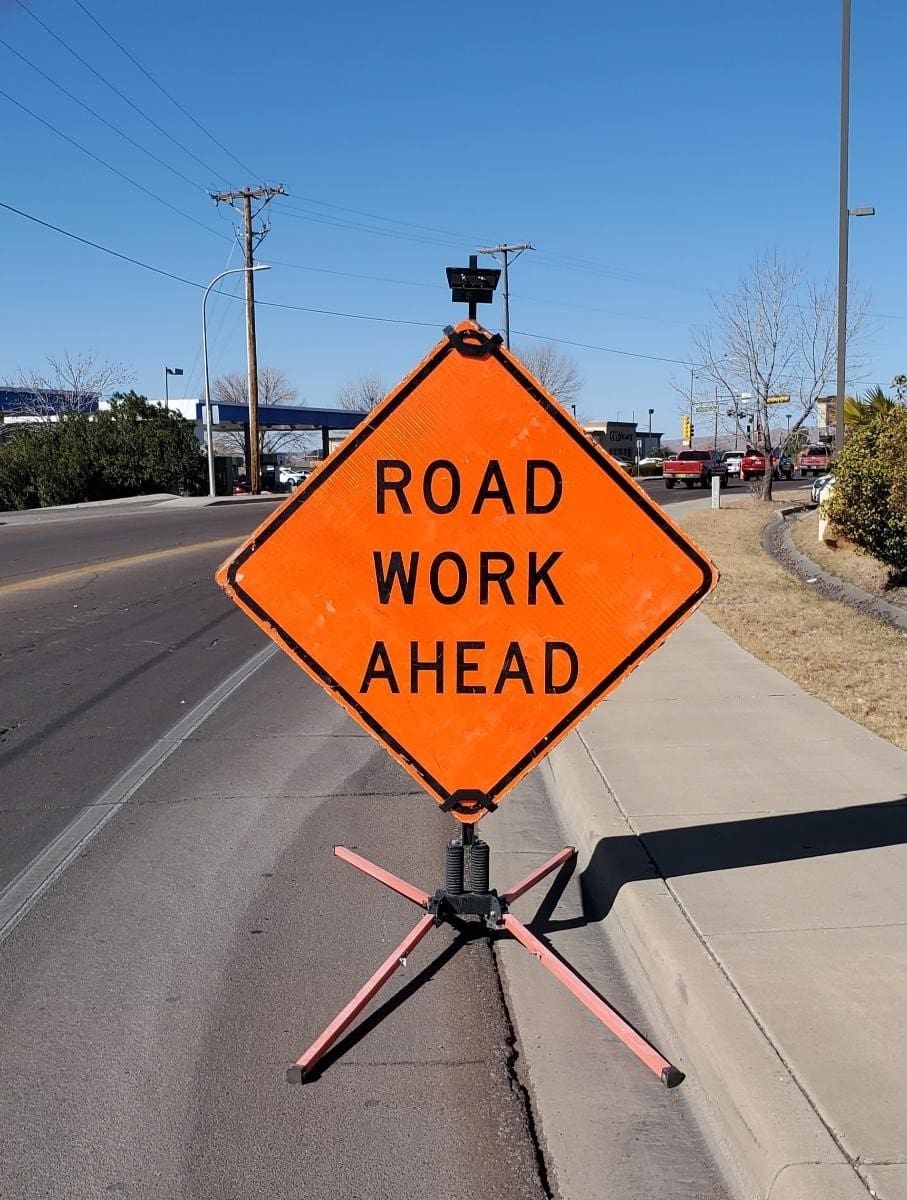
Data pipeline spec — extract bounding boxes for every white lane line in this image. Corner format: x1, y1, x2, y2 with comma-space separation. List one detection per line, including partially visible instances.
0, 642, 277, 947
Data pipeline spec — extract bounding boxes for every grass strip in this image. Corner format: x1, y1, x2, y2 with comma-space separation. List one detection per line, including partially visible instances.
790, 509, 907, 609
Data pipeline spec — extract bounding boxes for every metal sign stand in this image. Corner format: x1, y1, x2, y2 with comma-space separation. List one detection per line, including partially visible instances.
286, 820, 683, 1088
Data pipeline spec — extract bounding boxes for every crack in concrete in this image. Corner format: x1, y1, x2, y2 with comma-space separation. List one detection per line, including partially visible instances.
488, 938, 557, 1199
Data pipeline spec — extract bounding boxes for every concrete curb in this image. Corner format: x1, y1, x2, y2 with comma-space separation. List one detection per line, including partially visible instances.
767, 510, 907, 633
545, 732, 869, 1200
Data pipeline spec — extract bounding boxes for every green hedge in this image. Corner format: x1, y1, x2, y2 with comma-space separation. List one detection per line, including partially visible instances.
825, 406, 907, 573
0, 392, 205, 510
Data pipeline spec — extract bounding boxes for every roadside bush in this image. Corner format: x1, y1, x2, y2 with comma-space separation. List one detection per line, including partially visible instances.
0, 393, 205, 510
826, 405, 907, 574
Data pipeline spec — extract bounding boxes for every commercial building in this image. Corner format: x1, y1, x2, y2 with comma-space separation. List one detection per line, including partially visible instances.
583, 421, 663, 461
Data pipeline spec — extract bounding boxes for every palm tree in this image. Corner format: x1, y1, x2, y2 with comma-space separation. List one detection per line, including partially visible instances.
844, 385, 896, 428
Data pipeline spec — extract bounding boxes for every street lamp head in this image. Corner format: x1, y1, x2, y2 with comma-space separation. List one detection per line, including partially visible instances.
848, 206, 875, 217
251, 263, 271, 271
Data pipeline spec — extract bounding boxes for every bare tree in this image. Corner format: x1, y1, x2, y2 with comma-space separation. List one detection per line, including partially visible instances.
213, 367, 304, 458
11, 352, 132, 418
517, 342, 584, 410
693, 253, 864, 500
336, 372, 386, 413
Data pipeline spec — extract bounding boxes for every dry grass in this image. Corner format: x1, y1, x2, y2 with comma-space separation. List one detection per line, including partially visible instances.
790, 509, 907, 609
683, 500, 907, 750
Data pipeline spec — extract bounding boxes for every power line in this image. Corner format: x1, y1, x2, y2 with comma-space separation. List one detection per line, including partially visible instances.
4, 198, 900, 366
279, 194, 489, 244
184, 242, 240, 399
276, 195, 709, 295
510, 327, 693, 367
266, 257, 441, 290
0, 199, 443, 329
12, 0, 231, 185
260, 255, 695, 324
273, 204, 468, 250
0, 88, 225, 239
0, 200, 201, 286
0, 35, 207, 192
70, 0, 258, 181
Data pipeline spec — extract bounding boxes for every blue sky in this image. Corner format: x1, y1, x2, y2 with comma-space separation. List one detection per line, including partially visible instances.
1, 0, 903, 436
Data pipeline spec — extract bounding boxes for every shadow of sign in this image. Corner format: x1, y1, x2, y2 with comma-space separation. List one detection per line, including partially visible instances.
543, 795, 907, 932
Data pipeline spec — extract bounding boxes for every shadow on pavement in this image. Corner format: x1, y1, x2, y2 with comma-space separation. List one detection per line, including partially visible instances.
542, 795, 907, 931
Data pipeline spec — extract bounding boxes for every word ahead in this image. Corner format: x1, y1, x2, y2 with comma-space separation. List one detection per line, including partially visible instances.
218, 323, 716, 820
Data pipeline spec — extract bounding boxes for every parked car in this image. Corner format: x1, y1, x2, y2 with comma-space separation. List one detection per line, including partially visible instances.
638, 455, 667, 467
798, 445, 832, 477
721, 450, 745, 478
662, 449, 729, 490
232, 479, 251, 495
279, 467, 310, 487
740, 448, 794, 481
612, 457, 634, 473
811, 473, 835, 505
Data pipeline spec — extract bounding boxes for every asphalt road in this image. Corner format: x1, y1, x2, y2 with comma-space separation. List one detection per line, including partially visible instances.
641, 474, 809, 506
0, 498, 725, 1199
0, 502, 277, 892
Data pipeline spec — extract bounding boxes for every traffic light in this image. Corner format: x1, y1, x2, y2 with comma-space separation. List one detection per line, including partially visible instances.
682, 414, 692, 440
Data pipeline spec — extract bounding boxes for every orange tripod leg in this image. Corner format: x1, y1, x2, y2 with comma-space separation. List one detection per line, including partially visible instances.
502, 913, 683, 1087
287, 912, 437, 1084
333, 846, 431, 908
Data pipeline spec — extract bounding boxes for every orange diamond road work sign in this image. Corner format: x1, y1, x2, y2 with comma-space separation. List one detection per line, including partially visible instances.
217, 323, 717, 821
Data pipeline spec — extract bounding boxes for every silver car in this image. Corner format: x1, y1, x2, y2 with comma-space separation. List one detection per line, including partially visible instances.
811, 473, 834, 504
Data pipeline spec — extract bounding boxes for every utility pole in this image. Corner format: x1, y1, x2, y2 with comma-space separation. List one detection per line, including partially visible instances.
834, 0, 851, 457
210, 185, 287, 492
477, 243, 533, 348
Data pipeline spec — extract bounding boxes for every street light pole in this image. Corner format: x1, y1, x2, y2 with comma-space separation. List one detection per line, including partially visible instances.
834, 0, 852, 456
202, 264, 270, 498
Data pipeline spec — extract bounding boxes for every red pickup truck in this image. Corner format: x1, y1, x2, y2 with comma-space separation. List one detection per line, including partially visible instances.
798, 445, 832, 477
741, 448, 794, 481
662, 450, 729, 490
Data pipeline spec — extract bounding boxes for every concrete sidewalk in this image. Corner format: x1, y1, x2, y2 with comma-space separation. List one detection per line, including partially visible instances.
549, 612, 906, 1200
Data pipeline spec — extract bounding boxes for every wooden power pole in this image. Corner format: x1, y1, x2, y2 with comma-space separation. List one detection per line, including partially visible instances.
210, 185, 286, 492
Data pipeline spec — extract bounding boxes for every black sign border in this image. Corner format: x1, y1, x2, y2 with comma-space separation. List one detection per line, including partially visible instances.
226, 333, 715, 807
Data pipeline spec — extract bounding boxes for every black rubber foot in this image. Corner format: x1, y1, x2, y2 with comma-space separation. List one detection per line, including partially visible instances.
286, 1065, 307, 1085
661, 1065, 685, 1088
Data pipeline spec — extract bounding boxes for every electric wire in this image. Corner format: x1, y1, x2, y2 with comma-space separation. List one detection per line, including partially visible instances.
12, 0, 231, 185
71, 0, 258, 180
0, 35, 207, 193
278, 194, 489, 244
510, 328, 692, 366
273, 205, 468, 250
0, 88, 226, 240
0, 200, 438, 328
3, 199, 902, 369
183, 242, 239, 399
0, 200, 203, 287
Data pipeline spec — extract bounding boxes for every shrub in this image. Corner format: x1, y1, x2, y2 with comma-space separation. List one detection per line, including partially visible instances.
0, 394, 205, 510
826, 406, 907, 573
